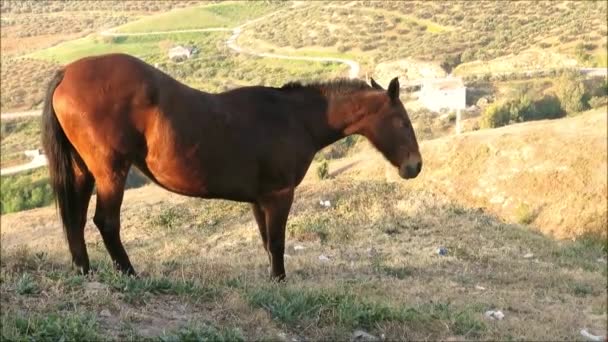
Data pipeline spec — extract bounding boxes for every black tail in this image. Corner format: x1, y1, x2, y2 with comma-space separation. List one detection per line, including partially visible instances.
41, 70, 83, 238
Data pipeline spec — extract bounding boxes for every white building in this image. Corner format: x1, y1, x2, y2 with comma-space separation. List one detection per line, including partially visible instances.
168, 45, 193, 61
419, 77, 466, 112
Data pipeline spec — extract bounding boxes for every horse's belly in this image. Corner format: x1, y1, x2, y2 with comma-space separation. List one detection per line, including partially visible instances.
143, 155, 258, 202
144, 159, 210, 197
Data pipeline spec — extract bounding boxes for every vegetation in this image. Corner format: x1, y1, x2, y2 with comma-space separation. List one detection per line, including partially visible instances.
0, 58, 59, 111
316, 160, 330, 180
1, 117, 42, 166
114, 1, 286, 33
0, 168, 53, 214
480, 70, 607, 128
1, 177, 606, 340
0, 1, 197, 56
555, 69, 589, 114
243, 1, 607, 67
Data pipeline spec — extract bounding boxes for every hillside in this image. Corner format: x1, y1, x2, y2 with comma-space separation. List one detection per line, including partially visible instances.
2, 172, 606, 341
328, 108, 607, 240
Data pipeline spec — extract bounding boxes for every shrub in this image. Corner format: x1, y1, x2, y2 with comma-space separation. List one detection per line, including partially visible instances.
316, 160, 330, 180
555, 70, 589, 114
531, 94, 564, 120
440, 54, 462, 74
516, 203, 534, 225
588, 96, 607, 109
480, 102, 510, 128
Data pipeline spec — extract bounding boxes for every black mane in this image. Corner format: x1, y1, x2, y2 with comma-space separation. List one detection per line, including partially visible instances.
280, 78, 372, 97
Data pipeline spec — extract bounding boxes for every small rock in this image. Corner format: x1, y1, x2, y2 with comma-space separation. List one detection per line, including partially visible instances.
99, 309, 112, 317
596, 258, 606, 263
523, 253, 534, 259
294, 245, 305, 251
437, 247, 448, 256
318, 254, 330, 262
207, 219, 218, 226
475, 285, 486, 291
484, 310, 505, 320
351, 329, 380, 342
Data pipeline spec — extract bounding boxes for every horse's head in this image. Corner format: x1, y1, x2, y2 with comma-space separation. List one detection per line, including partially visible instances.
351, 77, 422, 179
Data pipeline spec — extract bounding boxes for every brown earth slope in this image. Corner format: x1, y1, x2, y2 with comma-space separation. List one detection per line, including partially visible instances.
336, 108, 607, 240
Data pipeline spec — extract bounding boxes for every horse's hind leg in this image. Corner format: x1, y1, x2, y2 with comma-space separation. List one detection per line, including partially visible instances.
92, 163, 135, 275
67, 167, 94, 274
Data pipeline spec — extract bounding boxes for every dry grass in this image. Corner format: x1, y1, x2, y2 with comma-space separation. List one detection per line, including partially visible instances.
2, 153, 606, 340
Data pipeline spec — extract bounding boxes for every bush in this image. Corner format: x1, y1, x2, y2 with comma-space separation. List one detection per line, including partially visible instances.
480, 102, 510, 128
316, 160, 330, 180
555, 70, 589, 114
0, 170, 53, 214
481, 91, 564, 129
588, 96, 607, 109
440, 54, 462, 74
530, 95, 564, 120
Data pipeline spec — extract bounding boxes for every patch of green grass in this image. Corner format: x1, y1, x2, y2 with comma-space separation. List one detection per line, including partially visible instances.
379, 266, 414, 280
515, 203, 534, 225
245, 284, 420, 330
28, 31, 226, 65
157, 324, 244, 342
115, 1, 285, 33
571, 283, 594, 297
151, 206, 191, 231
15, 273, 39, 295
1, 311, 101, 342
95, 262, 217, 304
425, 302, 486, 337
551, 233, 607, 272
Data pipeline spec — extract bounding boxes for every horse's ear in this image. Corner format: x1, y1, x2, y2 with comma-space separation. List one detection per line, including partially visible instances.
370, 78, 383, 90
387, 77, 400, 102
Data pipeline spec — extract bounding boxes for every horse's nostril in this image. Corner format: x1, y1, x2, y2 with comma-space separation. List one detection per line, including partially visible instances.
416, 161, 422, 174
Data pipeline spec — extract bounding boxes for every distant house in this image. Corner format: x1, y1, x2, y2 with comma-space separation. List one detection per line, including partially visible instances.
419, 77, 466, 112
168, 45, 194, 61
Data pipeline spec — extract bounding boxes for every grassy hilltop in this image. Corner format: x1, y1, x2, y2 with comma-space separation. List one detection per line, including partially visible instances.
1, 1, 607, 340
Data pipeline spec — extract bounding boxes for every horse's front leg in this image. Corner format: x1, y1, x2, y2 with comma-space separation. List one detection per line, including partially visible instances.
257, 187, 294, 281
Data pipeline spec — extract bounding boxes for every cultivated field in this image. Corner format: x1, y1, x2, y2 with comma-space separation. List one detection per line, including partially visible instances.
239, 1, 607, 72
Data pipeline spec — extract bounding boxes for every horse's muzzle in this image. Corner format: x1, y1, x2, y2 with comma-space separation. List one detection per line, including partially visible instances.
399, 160, 422, 179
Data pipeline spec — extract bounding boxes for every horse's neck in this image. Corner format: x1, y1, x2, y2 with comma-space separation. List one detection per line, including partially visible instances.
296, 94, 364, 151
320, 95, 367, 146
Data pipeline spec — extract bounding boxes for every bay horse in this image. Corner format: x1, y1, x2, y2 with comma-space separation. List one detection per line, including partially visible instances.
41, 53, 422, 281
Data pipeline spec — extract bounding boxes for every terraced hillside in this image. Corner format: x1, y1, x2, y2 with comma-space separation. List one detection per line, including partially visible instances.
240, 0, 607, 71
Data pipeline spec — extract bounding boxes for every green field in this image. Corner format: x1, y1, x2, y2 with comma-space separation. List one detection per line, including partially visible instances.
27, 31, 229, 65
114, 1, 285, 33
